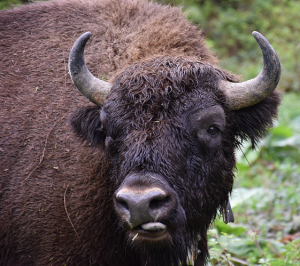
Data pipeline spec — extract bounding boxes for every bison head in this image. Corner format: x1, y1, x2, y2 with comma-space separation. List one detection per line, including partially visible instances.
68, 32, 280, 265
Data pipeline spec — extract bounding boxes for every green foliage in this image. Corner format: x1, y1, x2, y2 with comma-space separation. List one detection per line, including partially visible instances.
0, 0, 49, 10
157, 0, 300, 92
0, 0, 22, 10
283, 239, 300, 265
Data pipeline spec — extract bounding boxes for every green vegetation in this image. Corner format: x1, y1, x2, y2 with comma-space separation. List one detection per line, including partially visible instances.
0, 0, 47, 10
157, 0, 300, 92
0, 0, 22, 10
2, 0, 300, 264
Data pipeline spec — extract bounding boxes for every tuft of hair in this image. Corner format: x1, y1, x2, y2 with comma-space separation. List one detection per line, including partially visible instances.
232, 91, 281, 149
69, 105, 105, 147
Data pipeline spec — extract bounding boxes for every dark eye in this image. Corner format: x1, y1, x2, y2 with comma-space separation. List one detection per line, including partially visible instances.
207, 126, 219, 135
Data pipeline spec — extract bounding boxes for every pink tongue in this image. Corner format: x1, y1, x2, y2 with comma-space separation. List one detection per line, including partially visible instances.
141, 222, 166, 231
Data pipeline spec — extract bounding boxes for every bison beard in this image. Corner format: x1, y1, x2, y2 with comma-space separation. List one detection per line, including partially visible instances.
0, 0, 280, 265
127, 229, 189, 266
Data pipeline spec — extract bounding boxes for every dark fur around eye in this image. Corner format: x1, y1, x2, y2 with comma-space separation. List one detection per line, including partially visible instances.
207, 126, 219, 135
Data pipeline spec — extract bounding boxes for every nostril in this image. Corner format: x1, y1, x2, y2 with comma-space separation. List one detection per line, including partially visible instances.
149, 195, 171, 210
117, 199, 129, 211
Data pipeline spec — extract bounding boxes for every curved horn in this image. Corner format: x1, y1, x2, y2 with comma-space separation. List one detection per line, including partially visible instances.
68, 32, 112, 106
220, 31, 281, 110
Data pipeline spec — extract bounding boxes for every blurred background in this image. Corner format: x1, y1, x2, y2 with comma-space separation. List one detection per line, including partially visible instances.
2, 0, 300, 264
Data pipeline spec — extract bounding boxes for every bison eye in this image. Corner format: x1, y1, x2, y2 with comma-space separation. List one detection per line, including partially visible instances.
207, 126, 219, 135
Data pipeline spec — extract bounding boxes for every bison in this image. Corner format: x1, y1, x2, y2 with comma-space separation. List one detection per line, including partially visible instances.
0, 0, 281, 265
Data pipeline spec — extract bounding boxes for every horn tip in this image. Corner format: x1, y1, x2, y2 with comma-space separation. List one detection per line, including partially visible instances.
252, 31, 262, 39
82, 32, 92, 38
78, 32, 92, 44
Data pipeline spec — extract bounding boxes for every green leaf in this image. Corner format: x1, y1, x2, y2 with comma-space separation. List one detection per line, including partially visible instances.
224, 237, 257, 257
271, 125, 293, 138
259, 258, 286, 266
214, 219, 246, 237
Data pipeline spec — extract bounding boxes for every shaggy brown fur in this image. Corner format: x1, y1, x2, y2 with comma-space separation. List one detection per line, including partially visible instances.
0, 0, 280, 265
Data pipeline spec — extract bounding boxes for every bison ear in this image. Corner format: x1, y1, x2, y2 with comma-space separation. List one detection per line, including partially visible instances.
232, 91, 281, 149
70, 105, 106, 147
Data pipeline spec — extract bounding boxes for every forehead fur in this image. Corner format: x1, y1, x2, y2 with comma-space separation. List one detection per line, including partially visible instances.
105, 56, 238, 123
